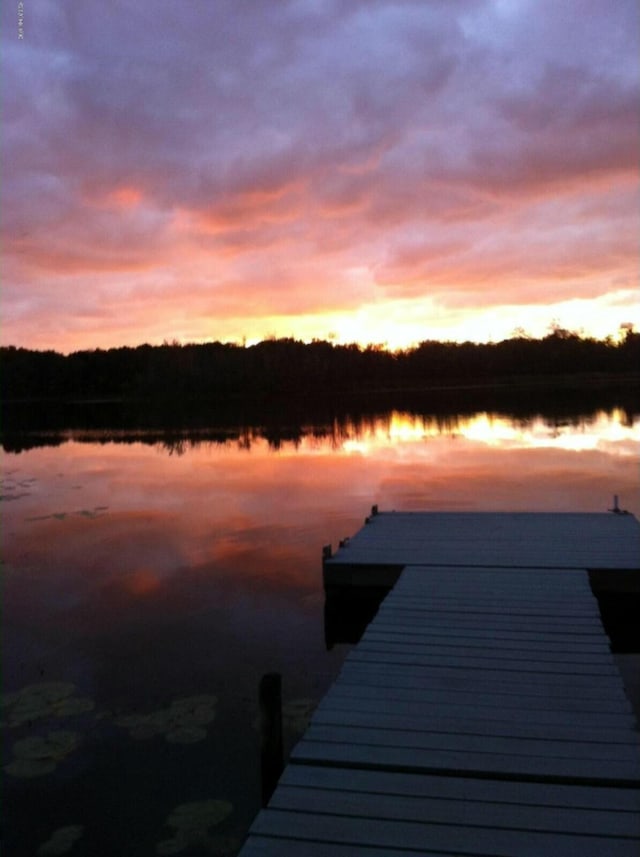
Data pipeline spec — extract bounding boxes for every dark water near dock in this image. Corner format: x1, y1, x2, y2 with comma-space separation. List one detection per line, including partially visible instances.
2, 402, 639, 855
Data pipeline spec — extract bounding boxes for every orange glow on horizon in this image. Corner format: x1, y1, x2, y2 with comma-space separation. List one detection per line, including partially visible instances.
2, 4, 637, 355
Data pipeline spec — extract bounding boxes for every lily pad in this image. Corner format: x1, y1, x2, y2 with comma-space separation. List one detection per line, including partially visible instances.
167, 798, 233, 831
282, 698, 316, 732
37, 825, 84, 855
156, 836, 188, 855
165, 726, 207, 744
13, 730, 81, 760
169, 694, 218, 713
208, 834, 242, 856
4, 682, 94, 727
130, 722, 164, 740
13, 729, 81, 760
156, 799, 233, 855
5, 757, 58, 778
5, 730, 81, 778
169, 695, 217, 724
116, 694, 217, 743
54, 697, 95, 717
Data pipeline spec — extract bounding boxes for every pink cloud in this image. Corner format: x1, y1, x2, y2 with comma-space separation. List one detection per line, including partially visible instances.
1, 0, 638, 350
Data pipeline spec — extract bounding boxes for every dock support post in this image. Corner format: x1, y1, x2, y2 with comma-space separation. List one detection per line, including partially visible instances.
259, 672, 283, 807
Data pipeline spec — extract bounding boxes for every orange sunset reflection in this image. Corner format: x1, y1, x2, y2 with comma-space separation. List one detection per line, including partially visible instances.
3, 407, 638, 607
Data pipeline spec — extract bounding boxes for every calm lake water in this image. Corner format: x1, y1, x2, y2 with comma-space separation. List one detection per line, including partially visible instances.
2, 405, 639, 856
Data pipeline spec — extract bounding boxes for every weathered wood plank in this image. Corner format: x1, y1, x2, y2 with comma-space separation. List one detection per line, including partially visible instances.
375, 607, 605, 632
337, 663, 629, 699
301, 723, 637, 763
361, 629, 613, 655
270, 783, 640, 837
375, 604, 604, 624
312, 704, 639, 745
388, 578, 595, 592
387, 589, 594, 601
324, 513, 640, 573
327, 546, 639, 568
389, 582, 594, 596
393, 563, 594, 579
389, 577, 595, 591
363, 625, 613, 651
381, 587, 597, 605
347, 648, 616, 675
393, 574, 593, 588
356, 638, 616, 665
329, 677, 635, 715
317, 690, 638, 728
240, 837, 444, 856
380, 603, 602, 621
250, 808, 640, 856
292, 740, 640, 786
384, 599, 602, 618
385, 597, 600, 623
281, 764, 640, 812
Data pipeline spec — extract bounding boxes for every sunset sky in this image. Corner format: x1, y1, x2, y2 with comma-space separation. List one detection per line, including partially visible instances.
2, 0, 638, 353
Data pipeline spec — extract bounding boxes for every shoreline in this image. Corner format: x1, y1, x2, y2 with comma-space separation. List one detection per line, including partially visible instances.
2, 369, 639, 407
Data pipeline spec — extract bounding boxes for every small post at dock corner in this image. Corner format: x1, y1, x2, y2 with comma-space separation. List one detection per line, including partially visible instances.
608, 494, 629, 515
259, 672, 283, 807
322, 544, 332, 563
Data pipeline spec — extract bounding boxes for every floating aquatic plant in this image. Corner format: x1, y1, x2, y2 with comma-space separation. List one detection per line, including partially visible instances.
115, 694, 217, 744
3, 682, 94, 728
164, 725, 207, 744
156, 799, 233, 855
5, 730, 81, 778
282, 698, 316, 733
76, 507, 108, 519
252, 697, 317, 735
37, 825, 84, 856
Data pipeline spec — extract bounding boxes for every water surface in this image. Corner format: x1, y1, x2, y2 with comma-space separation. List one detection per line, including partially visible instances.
3, 406, 638, 855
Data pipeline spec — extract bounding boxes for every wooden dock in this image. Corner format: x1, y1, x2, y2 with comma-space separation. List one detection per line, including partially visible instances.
239, 511, 640, 856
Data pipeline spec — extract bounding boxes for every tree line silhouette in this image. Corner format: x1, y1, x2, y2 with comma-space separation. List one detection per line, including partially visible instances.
1, 329, 638, 403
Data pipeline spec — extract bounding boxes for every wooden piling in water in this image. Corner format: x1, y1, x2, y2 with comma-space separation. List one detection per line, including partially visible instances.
259, 672, 283, 807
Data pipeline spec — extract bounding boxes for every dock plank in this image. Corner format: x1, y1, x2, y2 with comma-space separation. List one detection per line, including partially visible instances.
313, 704, 639, 745
240, 839, 434, 857
363, 625, 613, 651
270, 783, 640, 837
356, 638, 616, 664
374, 608, 605, 632
347, 648, 616, 675
317, 690, 638, 728
317, 684, 636, 730
280, 764, 640, 812
300, 722, 637, 763
360, 629, 613, 654
240, 512, 640, 856
292, 739, 640, 786
323, 513, 640, 578
249, 808, 640, 856
337, 664, 630, 700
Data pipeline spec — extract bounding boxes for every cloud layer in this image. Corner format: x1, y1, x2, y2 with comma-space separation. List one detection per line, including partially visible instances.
2, 0, 638, 350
